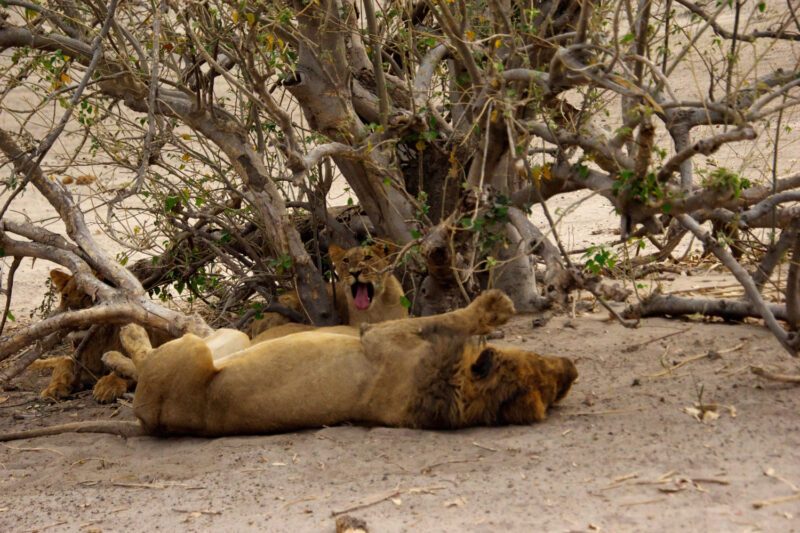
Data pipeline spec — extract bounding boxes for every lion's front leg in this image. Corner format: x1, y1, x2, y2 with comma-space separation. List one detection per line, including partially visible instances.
362, 289, 515, 341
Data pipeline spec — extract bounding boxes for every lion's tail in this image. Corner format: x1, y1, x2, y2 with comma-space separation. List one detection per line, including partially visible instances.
0, 420, 144, 442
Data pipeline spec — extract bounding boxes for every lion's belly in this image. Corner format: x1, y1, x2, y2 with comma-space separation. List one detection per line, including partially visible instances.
203, 333, 376, 434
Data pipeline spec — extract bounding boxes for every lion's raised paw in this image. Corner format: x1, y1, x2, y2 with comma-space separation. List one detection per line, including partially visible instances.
470, 290, 515, 333
119, 324, 152, 359
93, 374, 129, 404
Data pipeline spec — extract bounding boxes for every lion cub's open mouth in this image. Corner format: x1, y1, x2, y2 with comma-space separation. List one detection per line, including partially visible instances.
351, 281, 375, 310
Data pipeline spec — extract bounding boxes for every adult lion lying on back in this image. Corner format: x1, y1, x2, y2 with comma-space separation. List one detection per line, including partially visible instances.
121, 290, 575, 435
0, 290, 577, 440
249, 243, 408, 342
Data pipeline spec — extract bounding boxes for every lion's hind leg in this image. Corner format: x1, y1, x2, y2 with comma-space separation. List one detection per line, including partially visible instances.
204, 329, 250, 363
119, 324, 153, 367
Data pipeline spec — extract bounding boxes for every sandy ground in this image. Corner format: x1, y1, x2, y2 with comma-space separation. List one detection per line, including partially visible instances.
2, 303, 800, 532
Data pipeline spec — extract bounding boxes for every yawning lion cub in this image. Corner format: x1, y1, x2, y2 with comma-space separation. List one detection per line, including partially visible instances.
120, 290, 576, 436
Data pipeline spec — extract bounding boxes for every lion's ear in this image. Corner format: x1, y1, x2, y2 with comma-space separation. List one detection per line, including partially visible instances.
471, 347, 496, 380
328, 245, 345, 265
50, 269, 72, 292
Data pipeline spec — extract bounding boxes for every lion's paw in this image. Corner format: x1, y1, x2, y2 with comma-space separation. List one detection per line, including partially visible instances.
470, 290, 515, 333
40, 380, 72, 401
93, 374, 129, 404
102, 350, 138, 380
119, 324, 152, 358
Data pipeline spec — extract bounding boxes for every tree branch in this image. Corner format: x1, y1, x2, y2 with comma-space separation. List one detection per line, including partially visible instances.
677, 214, 795, 356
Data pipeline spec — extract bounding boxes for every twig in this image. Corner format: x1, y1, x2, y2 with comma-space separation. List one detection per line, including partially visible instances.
331, 486, 445, 517
172, 509, 222, 515
568, 407, 648, 416
623, 328, 691, 352
619, 498, 667, 507
643, 343, 745, 378
752, 492, 800, 509
750, 366, 800, 384
0, 257, 21, 337
0, 442, 64, 455
764, 467, 800, 492
472, 441, 498, 452
282, 496, 319, 509
111, 482, 167, 489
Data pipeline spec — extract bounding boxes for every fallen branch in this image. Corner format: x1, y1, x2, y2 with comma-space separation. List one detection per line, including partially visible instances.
0, 421, 143, 442
625, 293, 788, 322
0, 331, 62, 383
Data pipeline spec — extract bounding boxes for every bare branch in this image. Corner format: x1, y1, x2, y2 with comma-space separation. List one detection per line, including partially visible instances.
657, 128, 756, 182
677, 214, 795, 356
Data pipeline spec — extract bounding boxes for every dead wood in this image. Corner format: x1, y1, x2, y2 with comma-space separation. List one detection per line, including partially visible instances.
625, 293, 787, 322
0, 421, 144, 442
0, 331, 62, 384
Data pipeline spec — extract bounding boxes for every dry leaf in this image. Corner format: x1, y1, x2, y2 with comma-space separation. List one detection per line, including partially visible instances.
390, 497, 402, 506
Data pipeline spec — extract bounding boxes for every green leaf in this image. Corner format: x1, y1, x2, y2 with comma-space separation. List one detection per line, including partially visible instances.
164, 194, 180, 211
5, 311, 15, 322
400, 296, 411, 309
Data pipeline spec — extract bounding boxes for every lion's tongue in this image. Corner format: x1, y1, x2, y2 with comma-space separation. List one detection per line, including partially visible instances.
354, 283, 371, 310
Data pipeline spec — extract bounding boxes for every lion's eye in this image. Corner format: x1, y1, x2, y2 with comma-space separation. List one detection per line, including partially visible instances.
343, 258, 349, 263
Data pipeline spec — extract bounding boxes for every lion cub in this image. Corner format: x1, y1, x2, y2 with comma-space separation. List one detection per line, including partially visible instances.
29, 270, 170, 403
249, 243, 408, 341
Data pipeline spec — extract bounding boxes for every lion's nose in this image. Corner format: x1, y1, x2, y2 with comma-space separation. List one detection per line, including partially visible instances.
350, 270, 362, 279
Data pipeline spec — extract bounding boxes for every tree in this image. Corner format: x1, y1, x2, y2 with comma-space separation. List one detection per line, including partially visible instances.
1, 0, 799, 380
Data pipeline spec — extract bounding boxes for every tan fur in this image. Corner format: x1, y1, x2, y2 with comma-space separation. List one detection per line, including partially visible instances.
248, 244, 408, 338
251, 323, 358, 343
34, 270, 170, 403
127, 290, 577, 436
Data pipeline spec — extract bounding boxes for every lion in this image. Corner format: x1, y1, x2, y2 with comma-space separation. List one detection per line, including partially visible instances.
248, 243, 408, 342
28, 270, 171, 403
0, 290, 577, 441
